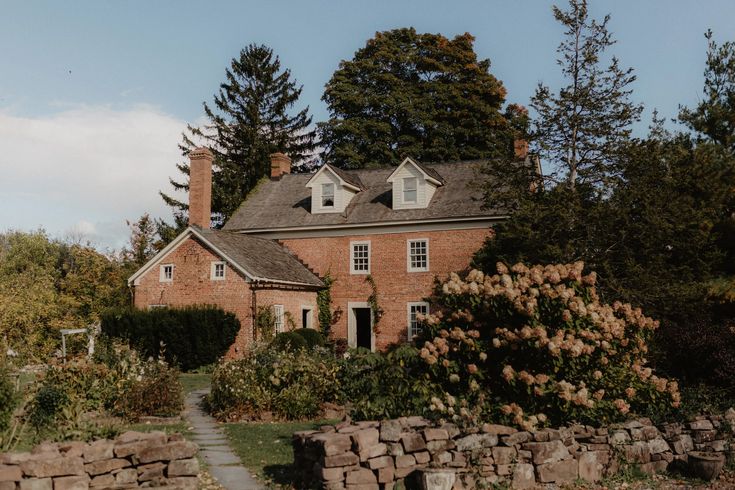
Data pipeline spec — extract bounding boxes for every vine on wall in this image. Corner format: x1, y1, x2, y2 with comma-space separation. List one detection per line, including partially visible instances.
317, 273, 335, 338
365, 274, 384, 333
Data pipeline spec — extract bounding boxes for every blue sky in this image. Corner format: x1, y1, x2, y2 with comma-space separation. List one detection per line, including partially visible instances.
1, 0, 734, 249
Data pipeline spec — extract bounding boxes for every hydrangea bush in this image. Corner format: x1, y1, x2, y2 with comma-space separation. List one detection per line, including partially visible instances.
416, 262, 680, 429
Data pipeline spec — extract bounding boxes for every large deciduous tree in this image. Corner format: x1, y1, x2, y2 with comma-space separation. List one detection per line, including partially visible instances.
162, 44, 317, 227
531, 0, 642, 191
319, 28, 515, 169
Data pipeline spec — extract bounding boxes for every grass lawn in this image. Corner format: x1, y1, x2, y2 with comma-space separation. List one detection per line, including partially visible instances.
224, 420, 337, 486
179, 373, 211, 394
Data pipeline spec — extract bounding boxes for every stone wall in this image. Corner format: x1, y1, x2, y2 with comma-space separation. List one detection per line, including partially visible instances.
0, 431, 198, 489
293, 410, 735, 489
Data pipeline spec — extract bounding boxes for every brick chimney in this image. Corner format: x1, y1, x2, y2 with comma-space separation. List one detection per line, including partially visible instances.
514, 139, 529, 160
188, 147, 213, 229
270, 152, 292, 179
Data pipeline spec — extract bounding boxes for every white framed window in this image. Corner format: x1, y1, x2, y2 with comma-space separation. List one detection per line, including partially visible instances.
403, 177, 418, 203
407, 239, 429, 272
273, 304, 285, 333
211, 261, 226, 280
350, 241, 371, 274
159, 264, 173, 283
407, 302, 429, 340
322, 183, 335, 208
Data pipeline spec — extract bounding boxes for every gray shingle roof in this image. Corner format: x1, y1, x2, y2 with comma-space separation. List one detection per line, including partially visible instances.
195, 227, 323, 287
327, 164, 366, 190
223, 160, 503, 232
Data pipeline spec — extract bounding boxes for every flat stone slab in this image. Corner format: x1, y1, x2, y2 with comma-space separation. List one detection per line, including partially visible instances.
200, 450, 243, 466
210, 465, 262, 490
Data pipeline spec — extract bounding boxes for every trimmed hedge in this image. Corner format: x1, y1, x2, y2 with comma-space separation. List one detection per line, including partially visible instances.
293, 328, 325, 348
271, 331, 308, 352
101, 305, 240, 371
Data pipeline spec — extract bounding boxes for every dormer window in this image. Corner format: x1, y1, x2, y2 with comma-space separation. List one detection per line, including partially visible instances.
305, 164, 365, 214
403, 177, 417, 203
387, 157, 444, 210
321, 183, 335, 208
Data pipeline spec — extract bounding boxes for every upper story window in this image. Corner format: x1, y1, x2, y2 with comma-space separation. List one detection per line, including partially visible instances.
321, 183, 335, 208
274, 304, 285, 333
403, 177, 417, 203
211, 261, 225, 280
408, 302, 429, 340
407, 239, 429, 272
159, 264, 173, 283
350, 241, 371, 274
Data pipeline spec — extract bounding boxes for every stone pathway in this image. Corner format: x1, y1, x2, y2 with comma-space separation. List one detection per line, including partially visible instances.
185, 389, 263, 490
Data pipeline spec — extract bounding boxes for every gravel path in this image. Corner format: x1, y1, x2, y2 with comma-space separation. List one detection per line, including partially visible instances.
185, 389, 263, 490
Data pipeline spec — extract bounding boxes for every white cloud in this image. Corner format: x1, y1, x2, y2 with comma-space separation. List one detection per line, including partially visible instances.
0, 105, 187, 250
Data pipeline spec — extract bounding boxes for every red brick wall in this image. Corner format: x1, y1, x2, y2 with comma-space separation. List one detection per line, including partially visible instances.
281, 227, 491, 349
254, 288, 318, 331
132, 236, 317, 358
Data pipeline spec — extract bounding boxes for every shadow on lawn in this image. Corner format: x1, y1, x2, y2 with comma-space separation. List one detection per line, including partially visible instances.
263, 430, 303, 485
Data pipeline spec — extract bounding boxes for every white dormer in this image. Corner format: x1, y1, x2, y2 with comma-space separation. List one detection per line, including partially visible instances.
306, 165, 364, 214
387, 157, 444, 210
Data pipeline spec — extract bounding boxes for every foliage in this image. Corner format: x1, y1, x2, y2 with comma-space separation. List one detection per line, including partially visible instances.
271, 332, 308, 352
319, 27, 515, 169
530, 0, 642, 190
208, 344, 341, 421
114, 358, 183, 418
162, 44, 317, 226
680, 30, 735, 152
655, 309, 735, 390
292, 328, 325, 348
255, 305, 277, 342
412, 263, 679, 429
121, 213, 161, 266
0, 230, 129, 361
365, 275, 384, 327
101, 305, 240, 371
317, 273, 335, 338
340, 345, 438, 421
30, 341, 183, 438
477, 127, 735, 323
0, 365, 16, 433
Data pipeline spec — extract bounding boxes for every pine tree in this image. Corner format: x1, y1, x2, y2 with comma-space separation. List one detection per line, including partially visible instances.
319, 28, 514, 169
531, 0, 642, 191
161, 44, 317, 226
680, 30, 735, 152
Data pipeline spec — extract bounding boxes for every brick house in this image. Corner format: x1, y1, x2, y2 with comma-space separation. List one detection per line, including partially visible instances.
129, 147, 533, 356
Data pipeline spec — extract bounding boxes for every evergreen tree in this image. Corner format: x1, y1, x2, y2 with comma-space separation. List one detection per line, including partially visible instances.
680, 31, 735, 152
162, 44, 317, 226
319, 28, 514, 169
531, 0, 642, 190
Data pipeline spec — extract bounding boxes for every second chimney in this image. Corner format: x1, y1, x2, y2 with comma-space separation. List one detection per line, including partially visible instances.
514, 139, 529, 160
270, 152, 292, 179
188, 147, 214, 229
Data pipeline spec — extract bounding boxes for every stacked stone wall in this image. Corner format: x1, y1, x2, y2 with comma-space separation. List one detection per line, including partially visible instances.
293, 410, 735, 489
0, 431, 198, 489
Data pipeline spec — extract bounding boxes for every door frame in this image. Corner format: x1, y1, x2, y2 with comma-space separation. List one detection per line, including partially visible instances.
347, 301, 375, 351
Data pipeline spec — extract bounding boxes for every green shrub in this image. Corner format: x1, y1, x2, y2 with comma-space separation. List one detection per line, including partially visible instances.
101, 305, 240, 371
340, 345, 437, 421
271, 332, 308, 352
31, 341, 183, 430
208, 344, 341, 421
0, 367, 16, 433
411, 263, 680, 429
114, 360, 183, 418
293, 328, 325, 348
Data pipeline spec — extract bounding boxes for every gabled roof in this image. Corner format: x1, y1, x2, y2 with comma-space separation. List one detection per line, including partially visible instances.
128, 226, 323, 288
386, 157, 445, 186
224, 160, 506, 232
305, 164, 365, 191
